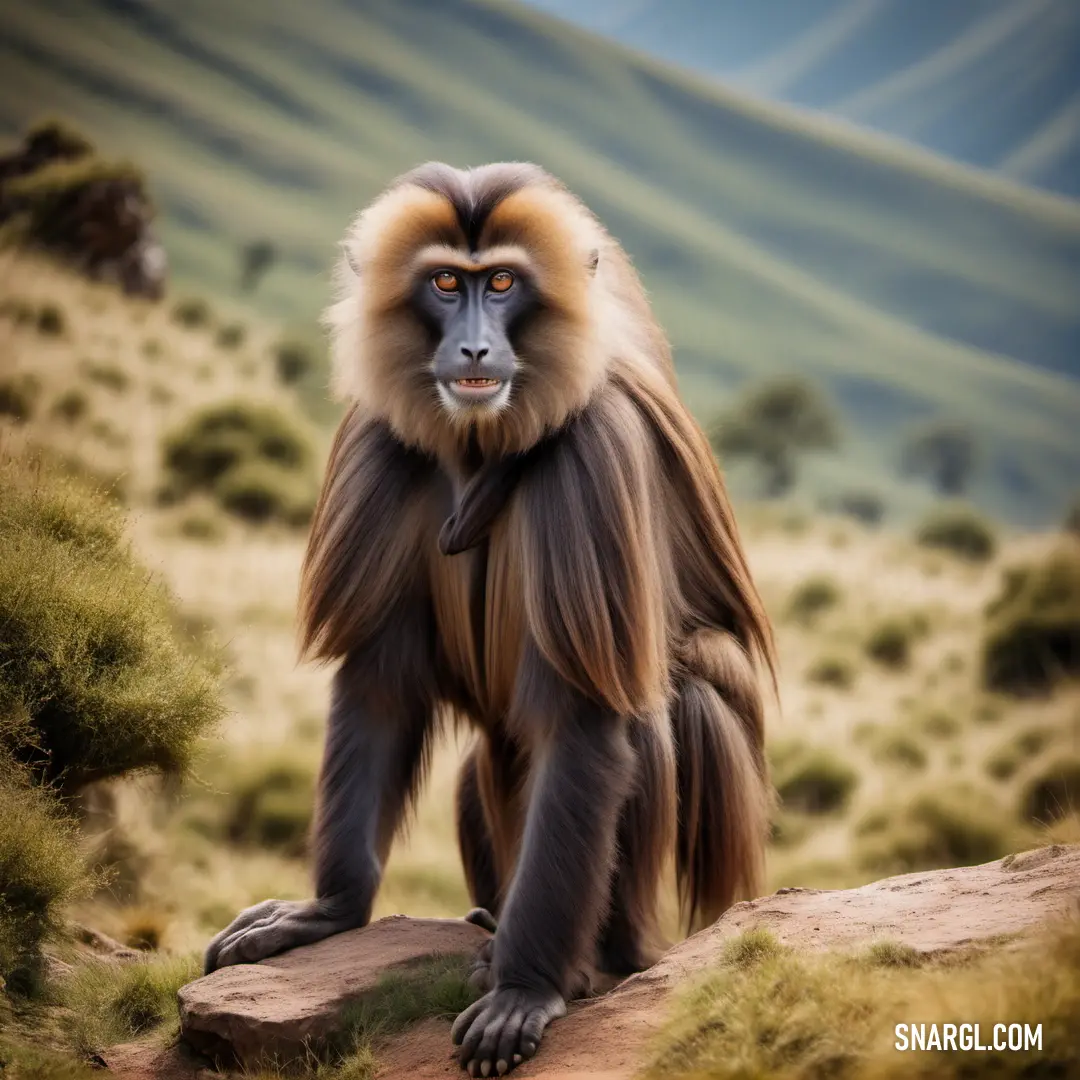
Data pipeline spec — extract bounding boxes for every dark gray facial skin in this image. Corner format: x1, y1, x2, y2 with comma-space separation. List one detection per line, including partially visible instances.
412, 267, 536, 411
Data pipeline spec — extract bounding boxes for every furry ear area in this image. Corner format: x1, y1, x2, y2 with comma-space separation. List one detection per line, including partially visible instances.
586, 249, 599, 275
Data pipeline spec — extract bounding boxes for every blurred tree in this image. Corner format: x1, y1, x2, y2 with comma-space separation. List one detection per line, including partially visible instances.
901, 420, 979, 496
709, 375, 840, 497
239, 238, 276, 293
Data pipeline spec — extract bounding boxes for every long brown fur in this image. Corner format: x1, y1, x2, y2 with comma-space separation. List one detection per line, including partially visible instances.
300, 160, 776, 953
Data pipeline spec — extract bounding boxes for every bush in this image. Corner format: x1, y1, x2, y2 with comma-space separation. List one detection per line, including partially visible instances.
805, 654, 855, 689
215, 322, 246, 349
786, 576, 841, 624
51, 388, 89, 423
865, 619, 914, 669
274, 339, 316, 385
226, 756, 316, 855
80, 359, 129, 392
0, 373, 41, 421
0, 460, 224, 791
1020, 757, 1080, 825
161, 401, 317, 527
36, 302, 65, 336
215, 459, 317, 526
918, 710, 959, 739
871, 731, 928, 771
832, 489, 885, 526
772, 744, 858, 815
915, 505, 996, 562
982, 550, 1080, 696
0, 771, 87, 990
171, 297, 211, 328
984, 725, 1054, 782
856, 786, 1015, 876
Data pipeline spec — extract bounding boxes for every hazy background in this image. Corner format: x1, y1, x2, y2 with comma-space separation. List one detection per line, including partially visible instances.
2, 0, 1078, 525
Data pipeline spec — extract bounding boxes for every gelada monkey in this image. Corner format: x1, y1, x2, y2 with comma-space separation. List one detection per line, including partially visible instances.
205, 163, 776, 1076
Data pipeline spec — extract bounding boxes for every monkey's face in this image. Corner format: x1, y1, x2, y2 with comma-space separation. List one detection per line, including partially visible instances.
412, 265, 536, 416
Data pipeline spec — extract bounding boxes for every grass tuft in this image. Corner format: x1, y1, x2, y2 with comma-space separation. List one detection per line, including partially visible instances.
914, 504, 997, 562
982, 548, 1080, 696
1020, 756, 1080, 826
772, 743, 858, 815
785, 575, 842, 625
0, 373, 41, 422
60, 952, 200, 1054
643, 918, 1080, 1080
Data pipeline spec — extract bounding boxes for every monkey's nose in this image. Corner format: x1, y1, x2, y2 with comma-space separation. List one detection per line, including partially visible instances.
460, 345, 490, 363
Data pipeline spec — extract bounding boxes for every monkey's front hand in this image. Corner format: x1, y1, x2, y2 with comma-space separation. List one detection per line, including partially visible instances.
451, 983, 567, 1077
203, 898, 362, 974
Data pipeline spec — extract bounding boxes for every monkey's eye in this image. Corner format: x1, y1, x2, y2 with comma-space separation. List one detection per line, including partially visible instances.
488, 270, 514, 293
432, 271, 459, 293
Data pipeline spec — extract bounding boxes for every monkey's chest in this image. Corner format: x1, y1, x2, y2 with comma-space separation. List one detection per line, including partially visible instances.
430, 532, 524, 722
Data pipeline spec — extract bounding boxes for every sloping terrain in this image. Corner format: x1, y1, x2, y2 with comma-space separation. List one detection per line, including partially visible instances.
521, 0, 1080, 197
2, 0, 1080, 523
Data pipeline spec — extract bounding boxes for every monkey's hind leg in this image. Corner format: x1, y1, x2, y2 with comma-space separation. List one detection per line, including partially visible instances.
452, 668, 636, 1076
597, 717, 675, 979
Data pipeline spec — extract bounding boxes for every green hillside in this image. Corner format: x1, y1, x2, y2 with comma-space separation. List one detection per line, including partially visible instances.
2, 0, 1079, 525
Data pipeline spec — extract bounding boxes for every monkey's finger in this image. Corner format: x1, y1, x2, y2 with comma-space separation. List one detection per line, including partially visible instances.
474, 1006, 516, 1071
204, 901, 283, 971
519, 1007, 552, 1060
495, 1008, 525, 1074
464, 907, 498, 933
451, 994, 490, 1046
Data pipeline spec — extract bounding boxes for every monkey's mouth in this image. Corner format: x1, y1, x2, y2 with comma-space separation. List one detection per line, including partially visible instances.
443, 377, 507, 403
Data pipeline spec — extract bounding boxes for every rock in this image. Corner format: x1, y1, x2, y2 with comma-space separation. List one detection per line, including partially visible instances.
174, 849, 1080, 1080
376, 846, 1080, 1080
177, 914, 490, 1069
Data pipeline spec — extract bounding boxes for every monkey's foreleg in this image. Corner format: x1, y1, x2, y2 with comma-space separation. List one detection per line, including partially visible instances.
204, 661, 432, 973
452, 701, 634, 1076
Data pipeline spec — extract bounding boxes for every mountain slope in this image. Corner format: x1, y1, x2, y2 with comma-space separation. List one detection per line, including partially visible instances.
2, 0, 1079, 524
521, 0, 1080, 197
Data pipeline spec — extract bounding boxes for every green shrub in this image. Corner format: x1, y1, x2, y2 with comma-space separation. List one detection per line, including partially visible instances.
0, 373, 41, 421
177, 509, 225, 542
856, 786, 1015, 876
871, 731, 928, 771
982, 550, 1080, 696
865, 619, 914, 669
985, 725, 1054, 782
919, 710, 960, 739
215, 322, 246, 349
833, 489, 884, 526
0, 461, 224, 792
0, 771, 87, 991
215, 459, 317, 526
786, 576, 841, 624
80, 360, 129, 392
773, 744, 858, 815
274, 339, 316, 385
805, 654, 855, 689
161, 401, 317, 527
51, 388, 89, 423
1020, 757, 1080, 825
226, 756, 316, 855
36, 302, 65, 336
915, 505, 996, 562
171, 297, 211, 328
